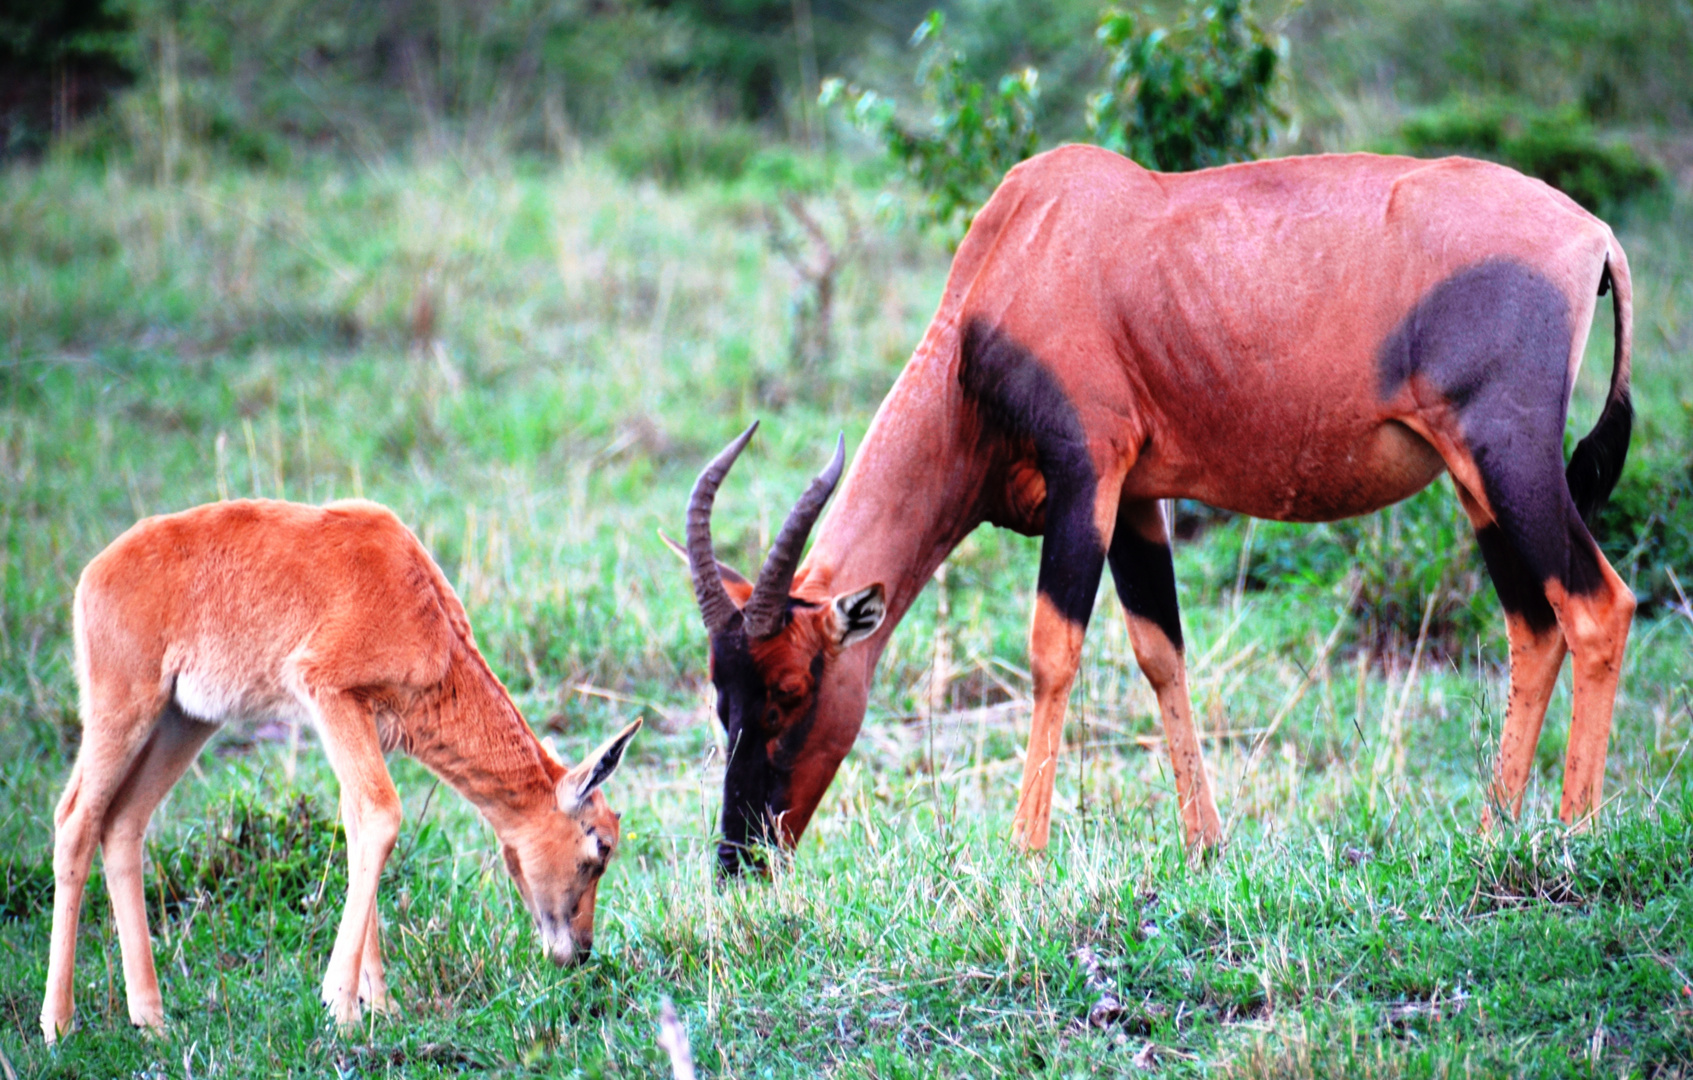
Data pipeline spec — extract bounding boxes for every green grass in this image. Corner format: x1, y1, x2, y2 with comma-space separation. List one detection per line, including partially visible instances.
2, 150, 1691, 1077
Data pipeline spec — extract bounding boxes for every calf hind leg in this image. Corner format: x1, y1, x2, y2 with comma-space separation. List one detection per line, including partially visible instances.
1109, 500, 1222, 849
99, 704, 219, 1030
41, 686, 171, 1042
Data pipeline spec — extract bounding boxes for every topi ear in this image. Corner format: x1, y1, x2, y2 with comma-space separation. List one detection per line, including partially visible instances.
830, 584, 886, 648
658, 528, 750, 586
559, 717, 643, 811
540, 735, 564, 766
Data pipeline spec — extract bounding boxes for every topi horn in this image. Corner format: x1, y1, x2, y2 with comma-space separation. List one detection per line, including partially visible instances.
687, 422, 758, 635
742, 434, 846, 639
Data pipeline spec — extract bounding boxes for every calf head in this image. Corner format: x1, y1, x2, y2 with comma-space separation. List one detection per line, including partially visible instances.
500, 718, 641, 964
683, 423, 886, 877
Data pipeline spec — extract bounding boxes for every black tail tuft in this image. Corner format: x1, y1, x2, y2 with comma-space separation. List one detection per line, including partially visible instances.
1566, 390, 1632, 524
1565, 257, 1632, 525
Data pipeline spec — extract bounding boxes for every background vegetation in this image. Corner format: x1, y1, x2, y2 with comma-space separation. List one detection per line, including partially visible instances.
2, 1, 1691, 1076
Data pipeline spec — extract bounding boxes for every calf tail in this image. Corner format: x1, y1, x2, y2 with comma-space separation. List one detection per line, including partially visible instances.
1566, 247, 1633, 525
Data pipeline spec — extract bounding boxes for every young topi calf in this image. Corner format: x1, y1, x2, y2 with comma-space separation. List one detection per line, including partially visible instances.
40, 498, 641, 1042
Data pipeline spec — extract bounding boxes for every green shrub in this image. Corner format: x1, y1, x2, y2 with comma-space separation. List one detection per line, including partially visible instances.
1593, 441, 1693, 611
1393, 99, 1662, 212
825, 3, 1287, 242
1087, 0, 1283, 172
1222, 484, 1494, 661
605, 98, 763, 187
821, 11, 1039, 243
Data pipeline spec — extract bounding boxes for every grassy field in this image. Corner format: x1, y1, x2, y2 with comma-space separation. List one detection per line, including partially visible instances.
2, 150, 1692, 1077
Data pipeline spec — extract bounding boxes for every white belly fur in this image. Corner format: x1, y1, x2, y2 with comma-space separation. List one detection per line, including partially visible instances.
173, 669, 311, 729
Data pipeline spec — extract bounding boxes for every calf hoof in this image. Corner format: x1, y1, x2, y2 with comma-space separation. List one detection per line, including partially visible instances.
40, 1009, 74, 1046
322, 988, 363, 1030
358, 975, 396, 1016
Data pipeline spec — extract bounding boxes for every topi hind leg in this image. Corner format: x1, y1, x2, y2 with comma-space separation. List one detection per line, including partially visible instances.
1445, 449, 1632, 828
1440, 457, 1630, 830
1452, 485, 1568, 824
1109, 499, 1221, 850
1011, 455, 1122, 852
100, 704, 219, 1031
1388, 257, 1629, 831
1546, 550, 1634, 825
41, 684, 170, 1043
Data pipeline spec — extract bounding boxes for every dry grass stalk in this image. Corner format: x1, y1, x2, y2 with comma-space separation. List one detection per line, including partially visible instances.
1224, 575, 1360, 835
1381, 591, 1439, 783
657, 997, 696, 1080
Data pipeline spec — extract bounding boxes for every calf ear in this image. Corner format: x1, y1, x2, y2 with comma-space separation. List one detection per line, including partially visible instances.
559, 717, 643, 811
830, 584, 886, 647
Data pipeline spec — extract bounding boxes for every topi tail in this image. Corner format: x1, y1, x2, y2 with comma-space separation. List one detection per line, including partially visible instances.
1567, 248, 1634, 525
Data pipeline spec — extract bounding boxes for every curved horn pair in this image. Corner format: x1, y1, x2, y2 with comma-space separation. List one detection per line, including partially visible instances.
686, 424, 846, 639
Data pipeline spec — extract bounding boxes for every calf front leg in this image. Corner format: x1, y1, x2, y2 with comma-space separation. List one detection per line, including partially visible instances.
308, 689, 402, 1028
359, 905, 393, 1014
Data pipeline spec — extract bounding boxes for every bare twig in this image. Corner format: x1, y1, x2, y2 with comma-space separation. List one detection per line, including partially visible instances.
766, 192, 861, 370
1667, 567, 1693, 630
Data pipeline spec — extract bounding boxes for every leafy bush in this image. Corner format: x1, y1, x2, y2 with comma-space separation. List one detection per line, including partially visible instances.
825, 2, 1286, 242
1593, 441, 1693, 611
821, 12, 1039, 242
1221, 484, 1494, 661
605, 95, 763, 186
1392, 99, 1662, 212
1087, 0, 1283, 172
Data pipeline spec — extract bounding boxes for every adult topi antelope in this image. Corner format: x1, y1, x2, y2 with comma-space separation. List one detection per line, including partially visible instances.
41, 498, 642, 1042
684, 146, 1634, 874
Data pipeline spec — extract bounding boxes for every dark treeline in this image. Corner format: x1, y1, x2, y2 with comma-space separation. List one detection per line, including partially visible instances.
5, 0, 1692, 168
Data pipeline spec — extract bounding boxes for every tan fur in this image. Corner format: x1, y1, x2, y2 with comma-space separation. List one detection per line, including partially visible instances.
41, 499, 638, 1043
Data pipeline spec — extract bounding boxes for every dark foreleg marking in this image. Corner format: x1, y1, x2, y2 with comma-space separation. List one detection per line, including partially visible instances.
958, 317, 1103, 625
1107, 511, 1183, 649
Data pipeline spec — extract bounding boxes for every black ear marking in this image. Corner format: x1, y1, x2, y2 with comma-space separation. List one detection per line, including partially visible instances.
565, 717, 643, 808
833, 584, 886, 646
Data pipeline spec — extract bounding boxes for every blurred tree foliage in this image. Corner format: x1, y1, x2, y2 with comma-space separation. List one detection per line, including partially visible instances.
0, 0, 132, 157
1087, 0, 1283, 171
1390, 98, 1662, 213
2, 0, 1690, 191
3, 0, 940, 166
821, 11, 1039, 241
1287, 0, 1693, 137
825, 1, 1282, 241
